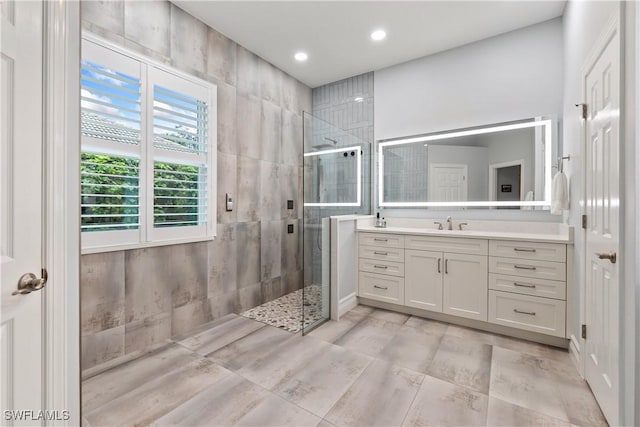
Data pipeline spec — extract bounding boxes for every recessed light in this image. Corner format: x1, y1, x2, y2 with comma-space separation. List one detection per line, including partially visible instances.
354, 97, 364, 102
371, 30, 387, 41
294, 52, 308, 62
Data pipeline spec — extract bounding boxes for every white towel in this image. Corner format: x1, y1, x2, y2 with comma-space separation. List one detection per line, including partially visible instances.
550, 172, 569, 215
521, 191, 534, 210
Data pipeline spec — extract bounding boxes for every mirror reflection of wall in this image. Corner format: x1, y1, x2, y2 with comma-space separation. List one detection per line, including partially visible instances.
380, 119, 553, 208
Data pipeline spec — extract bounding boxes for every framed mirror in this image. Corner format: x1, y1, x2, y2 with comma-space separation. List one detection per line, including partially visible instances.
377, 118, 557, 209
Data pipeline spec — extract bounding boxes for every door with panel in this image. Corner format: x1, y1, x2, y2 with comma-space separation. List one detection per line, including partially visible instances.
404, 249, 443, 312
583, 17, 620, 426
428, 164, 468, 202
1, 0, 46, 420
442, 253, 488, 321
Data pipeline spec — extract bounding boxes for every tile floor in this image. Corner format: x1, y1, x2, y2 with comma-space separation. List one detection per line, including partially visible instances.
82, 306, 608, 427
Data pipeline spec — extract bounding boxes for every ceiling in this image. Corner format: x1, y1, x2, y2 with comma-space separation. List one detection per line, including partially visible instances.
172, 1, 566, 88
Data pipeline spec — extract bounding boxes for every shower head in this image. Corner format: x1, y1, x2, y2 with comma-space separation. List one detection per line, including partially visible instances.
311, 137, 339, 150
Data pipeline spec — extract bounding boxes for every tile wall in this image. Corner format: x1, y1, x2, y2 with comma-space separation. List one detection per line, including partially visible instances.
80, 0, 311, 371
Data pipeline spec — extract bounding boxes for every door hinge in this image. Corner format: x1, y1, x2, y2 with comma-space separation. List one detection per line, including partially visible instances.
581, 214, 587, 229
576, 103, 588, 120
582, 324, 587, 339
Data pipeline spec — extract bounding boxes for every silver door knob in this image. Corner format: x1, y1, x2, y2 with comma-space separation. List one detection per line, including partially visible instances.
596, 252, 617, 264
12, 270, 48, 296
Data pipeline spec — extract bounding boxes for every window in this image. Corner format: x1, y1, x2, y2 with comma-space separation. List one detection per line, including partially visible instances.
81, 37, 217, 252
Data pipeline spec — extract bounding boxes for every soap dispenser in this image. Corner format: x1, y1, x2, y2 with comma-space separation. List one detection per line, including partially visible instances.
375, 212, 383, 228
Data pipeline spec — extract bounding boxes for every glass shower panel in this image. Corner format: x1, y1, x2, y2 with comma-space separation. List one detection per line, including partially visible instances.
302, 112, 371, 334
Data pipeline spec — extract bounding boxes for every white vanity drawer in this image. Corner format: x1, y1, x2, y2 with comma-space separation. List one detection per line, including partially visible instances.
489, 273, 566, 300
359, 245, 404, 263
404, 235, 488, 255
359, 271, 404, 305
359, 258, 405, 277
488, 290, 566, 337
489, 257, 566, 282
359, 233, 404, 248
489, 240, 566, 262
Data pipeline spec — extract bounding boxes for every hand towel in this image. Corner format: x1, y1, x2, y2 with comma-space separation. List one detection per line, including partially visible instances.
521, 190, 534, 210
550, 171, 569, 215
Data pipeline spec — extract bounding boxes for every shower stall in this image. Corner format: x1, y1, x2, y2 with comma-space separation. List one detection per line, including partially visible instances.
302, 112, 371, 334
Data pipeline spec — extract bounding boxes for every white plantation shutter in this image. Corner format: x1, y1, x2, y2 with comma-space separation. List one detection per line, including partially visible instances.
81, 36, 216, 252
148, 67, 214, 241
81, 41, 143, 248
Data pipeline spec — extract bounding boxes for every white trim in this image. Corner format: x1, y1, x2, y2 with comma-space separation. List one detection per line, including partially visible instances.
81, 234, 215, 255
488, 159, 526, 202
338, 293, 358, 317
570, 333, 582, 374
378, 119, 553, 208
80, 34, 218, 253
43, 1, 80, 425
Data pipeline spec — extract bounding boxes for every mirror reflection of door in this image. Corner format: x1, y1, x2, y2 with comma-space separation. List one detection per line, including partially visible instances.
496, 165, 521, 209
428, 163, 468, 202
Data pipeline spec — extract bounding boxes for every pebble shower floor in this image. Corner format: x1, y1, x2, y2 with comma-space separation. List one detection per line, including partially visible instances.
241, 286, 324, 333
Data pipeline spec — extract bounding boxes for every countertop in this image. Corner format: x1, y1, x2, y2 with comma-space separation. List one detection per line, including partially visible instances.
357, 225, 573, 244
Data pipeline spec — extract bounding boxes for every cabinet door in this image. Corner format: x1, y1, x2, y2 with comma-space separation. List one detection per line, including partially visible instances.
443, 253, 488, 321
405, 249, 443, 312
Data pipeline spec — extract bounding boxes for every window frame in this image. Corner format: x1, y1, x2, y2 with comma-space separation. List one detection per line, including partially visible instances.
81, 34, 217, 254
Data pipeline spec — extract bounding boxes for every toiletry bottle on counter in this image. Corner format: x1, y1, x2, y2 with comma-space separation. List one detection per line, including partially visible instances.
375, 212, 383, 227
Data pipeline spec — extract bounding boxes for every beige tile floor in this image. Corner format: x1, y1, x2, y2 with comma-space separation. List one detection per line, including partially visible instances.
82, 306, 608, 427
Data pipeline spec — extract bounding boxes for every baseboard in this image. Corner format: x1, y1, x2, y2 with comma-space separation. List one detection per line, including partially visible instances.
569, 334, 583, 376
338, 293, 358, 318
359, 297, 570, 349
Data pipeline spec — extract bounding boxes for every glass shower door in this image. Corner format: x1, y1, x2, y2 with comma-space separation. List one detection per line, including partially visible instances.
302, 112, 371, 334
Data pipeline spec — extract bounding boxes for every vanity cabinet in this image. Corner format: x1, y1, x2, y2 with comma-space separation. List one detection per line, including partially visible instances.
405, 249, 488, 321
487, 240, 567, 338
405, 250, 442, 312
443, 253, 488, 321
357, 230, 571, 342
358, 233, 406, 305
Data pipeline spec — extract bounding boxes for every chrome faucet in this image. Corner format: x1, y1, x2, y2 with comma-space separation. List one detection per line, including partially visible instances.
446, 216, 453, 230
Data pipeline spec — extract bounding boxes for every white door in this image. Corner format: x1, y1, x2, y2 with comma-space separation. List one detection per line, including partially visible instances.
583, 19, 620, 426
443, 253, 488, 321
1, 0, 46, 421
428, 164, 468, 202
405, 249, 443, 312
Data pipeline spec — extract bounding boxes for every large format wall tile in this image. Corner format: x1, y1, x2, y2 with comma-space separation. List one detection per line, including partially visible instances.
260, 161, 281, 220
236, 221, 261, 288
236, 156, 261, 222
82, 326, 125, 370
236, 94, 262, 161
236, 46, 261, 97
81, 251, 125, 334
260, 100, 282, 163
124, 248, 173, 323
260, 60, 282, 106
125, 312, 172, 354
123, 0, 171, 57
80, 0, 124, 36
208, 224, 237, 295
172, 300, 211, 337
280, 165, 298, 220
207, 28, 236, 86
281, 220, 302, 275
81, 0, 312, 370
216, 152, 237, 224
216, 82, 237, 155
260, 220, 282, 281
170, 4, 207, 74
